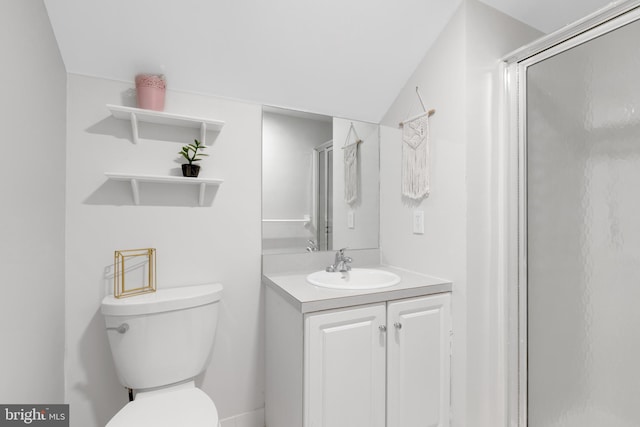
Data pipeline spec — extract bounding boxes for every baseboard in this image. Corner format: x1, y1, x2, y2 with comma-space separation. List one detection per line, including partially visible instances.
219, 408, 264, 427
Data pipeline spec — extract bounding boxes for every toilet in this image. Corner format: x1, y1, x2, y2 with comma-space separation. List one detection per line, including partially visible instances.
101, 283, 223, 427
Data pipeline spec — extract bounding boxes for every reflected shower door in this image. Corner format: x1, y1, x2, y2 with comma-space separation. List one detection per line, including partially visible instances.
315, 142, 333, 251
527, 17, 640, 427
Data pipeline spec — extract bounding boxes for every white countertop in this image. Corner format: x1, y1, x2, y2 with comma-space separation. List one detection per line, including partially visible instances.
263, 264, 452, 313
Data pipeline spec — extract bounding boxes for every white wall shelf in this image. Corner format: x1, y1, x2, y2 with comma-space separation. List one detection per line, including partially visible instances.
105, 172, 223, 206
106, 104, 225, 145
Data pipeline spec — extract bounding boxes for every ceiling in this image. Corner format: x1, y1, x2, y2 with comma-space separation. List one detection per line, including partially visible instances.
479, 0, 615, 33
43, 0, 614, 123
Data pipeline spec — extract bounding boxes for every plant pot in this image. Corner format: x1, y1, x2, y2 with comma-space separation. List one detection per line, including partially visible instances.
135, 74, 166, 111
182, 164, 200, 178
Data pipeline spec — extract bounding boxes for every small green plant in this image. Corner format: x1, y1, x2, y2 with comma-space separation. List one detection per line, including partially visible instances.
179, 139, 208, 165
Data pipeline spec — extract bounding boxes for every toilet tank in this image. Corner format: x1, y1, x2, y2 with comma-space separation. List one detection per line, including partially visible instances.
101, 283, 223, 390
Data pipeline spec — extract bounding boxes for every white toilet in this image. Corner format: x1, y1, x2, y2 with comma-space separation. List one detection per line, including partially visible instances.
101, 283, 223, 427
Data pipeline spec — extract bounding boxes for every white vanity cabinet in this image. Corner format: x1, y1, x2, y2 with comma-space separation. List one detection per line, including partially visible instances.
265, 283, 451, 427
304, 303, 387, 427
385, 293, 451, 427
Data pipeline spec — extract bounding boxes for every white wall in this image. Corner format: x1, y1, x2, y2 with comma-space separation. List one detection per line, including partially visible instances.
380, 6, 468, 425
64, 74, 263, 426
262, 111, 332, 253
464, 2, 542, 424
0, 0, 66, 403
379, 1, 541, 426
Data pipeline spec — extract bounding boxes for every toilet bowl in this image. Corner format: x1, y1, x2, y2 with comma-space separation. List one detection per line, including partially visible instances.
105, 381, 218, 427
101, 283, 223, 427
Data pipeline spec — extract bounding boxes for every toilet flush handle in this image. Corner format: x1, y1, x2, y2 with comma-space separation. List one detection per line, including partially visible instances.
106, 323, 129, 334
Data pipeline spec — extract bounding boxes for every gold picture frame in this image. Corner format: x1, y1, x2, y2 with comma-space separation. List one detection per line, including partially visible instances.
113, 248, 156, 299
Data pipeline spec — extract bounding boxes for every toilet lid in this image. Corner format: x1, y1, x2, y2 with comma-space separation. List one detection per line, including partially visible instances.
106, 387, 218, 427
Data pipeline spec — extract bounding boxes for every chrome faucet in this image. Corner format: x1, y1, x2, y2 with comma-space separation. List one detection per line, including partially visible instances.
306, 239, 319, 252
326, 248, 352, 272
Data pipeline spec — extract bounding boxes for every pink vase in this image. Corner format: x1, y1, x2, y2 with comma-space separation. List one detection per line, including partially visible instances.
135, 74, 166, 111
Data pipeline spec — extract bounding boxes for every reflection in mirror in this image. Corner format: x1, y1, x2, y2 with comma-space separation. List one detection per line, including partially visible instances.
262, 106, 380, 254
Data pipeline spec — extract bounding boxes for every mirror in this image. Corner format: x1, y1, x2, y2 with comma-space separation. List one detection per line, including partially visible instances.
262, 106, 380, 254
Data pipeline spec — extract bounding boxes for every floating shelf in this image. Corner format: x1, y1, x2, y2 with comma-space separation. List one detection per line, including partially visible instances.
106, 104, 225, 145
105, 172, 223, 206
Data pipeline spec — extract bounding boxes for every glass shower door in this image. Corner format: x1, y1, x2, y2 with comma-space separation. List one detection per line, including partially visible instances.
315, 143, 333, 251
526, 17, 640, 427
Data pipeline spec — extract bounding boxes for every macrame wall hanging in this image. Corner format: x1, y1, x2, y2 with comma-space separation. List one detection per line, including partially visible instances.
399, 86, 436, 200
343, 122, 362, 204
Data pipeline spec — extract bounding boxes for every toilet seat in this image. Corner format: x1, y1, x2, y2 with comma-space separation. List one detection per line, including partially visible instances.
106, 386, 219, 427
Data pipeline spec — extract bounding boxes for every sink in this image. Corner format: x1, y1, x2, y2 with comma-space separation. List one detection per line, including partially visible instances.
306, 268, 401, 290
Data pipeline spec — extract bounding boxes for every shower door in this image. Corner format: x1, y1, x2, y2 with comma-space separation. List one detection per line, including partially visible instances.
525, 13, 640, 427
314, 141, 333, 251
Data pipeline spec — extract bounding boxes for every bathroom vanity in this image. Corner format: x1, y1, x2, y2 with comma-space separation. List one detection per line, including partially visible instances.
263, 265, 452, 427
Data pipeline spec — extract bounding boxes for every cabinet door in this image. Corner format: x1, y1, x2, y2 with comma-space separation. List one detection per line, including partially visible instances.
304, 303, 386, 427
387, 293, 451, 427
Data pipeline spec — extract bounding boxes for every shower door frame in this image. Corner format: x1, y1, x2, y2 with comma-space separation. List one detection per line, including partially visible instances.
312, 140, 334, 251
501, 2, 640, 426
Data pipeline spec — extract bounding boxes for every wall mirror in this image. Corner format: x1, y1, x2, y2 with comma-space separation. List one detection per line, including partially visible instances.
262, 106, 380, 254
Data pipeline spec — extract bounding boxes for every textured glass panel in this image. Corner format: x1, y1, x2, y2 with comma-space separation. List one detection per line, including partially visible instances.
527, 18, 640, 427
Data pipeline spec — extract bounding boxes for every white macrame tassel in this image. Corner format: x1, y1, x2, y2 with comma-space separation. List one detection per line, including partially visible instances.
401, 112, 430, 199
344, 143, 358, 203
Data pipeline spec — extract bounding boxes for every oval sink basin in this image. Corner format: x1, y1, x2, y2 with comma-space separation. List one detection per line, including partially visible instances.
307, 268, 400, 290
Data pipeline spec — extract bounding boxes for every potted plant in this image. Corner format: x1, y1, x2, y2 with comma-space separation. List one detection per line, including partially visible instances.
179, 139, 208, 177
